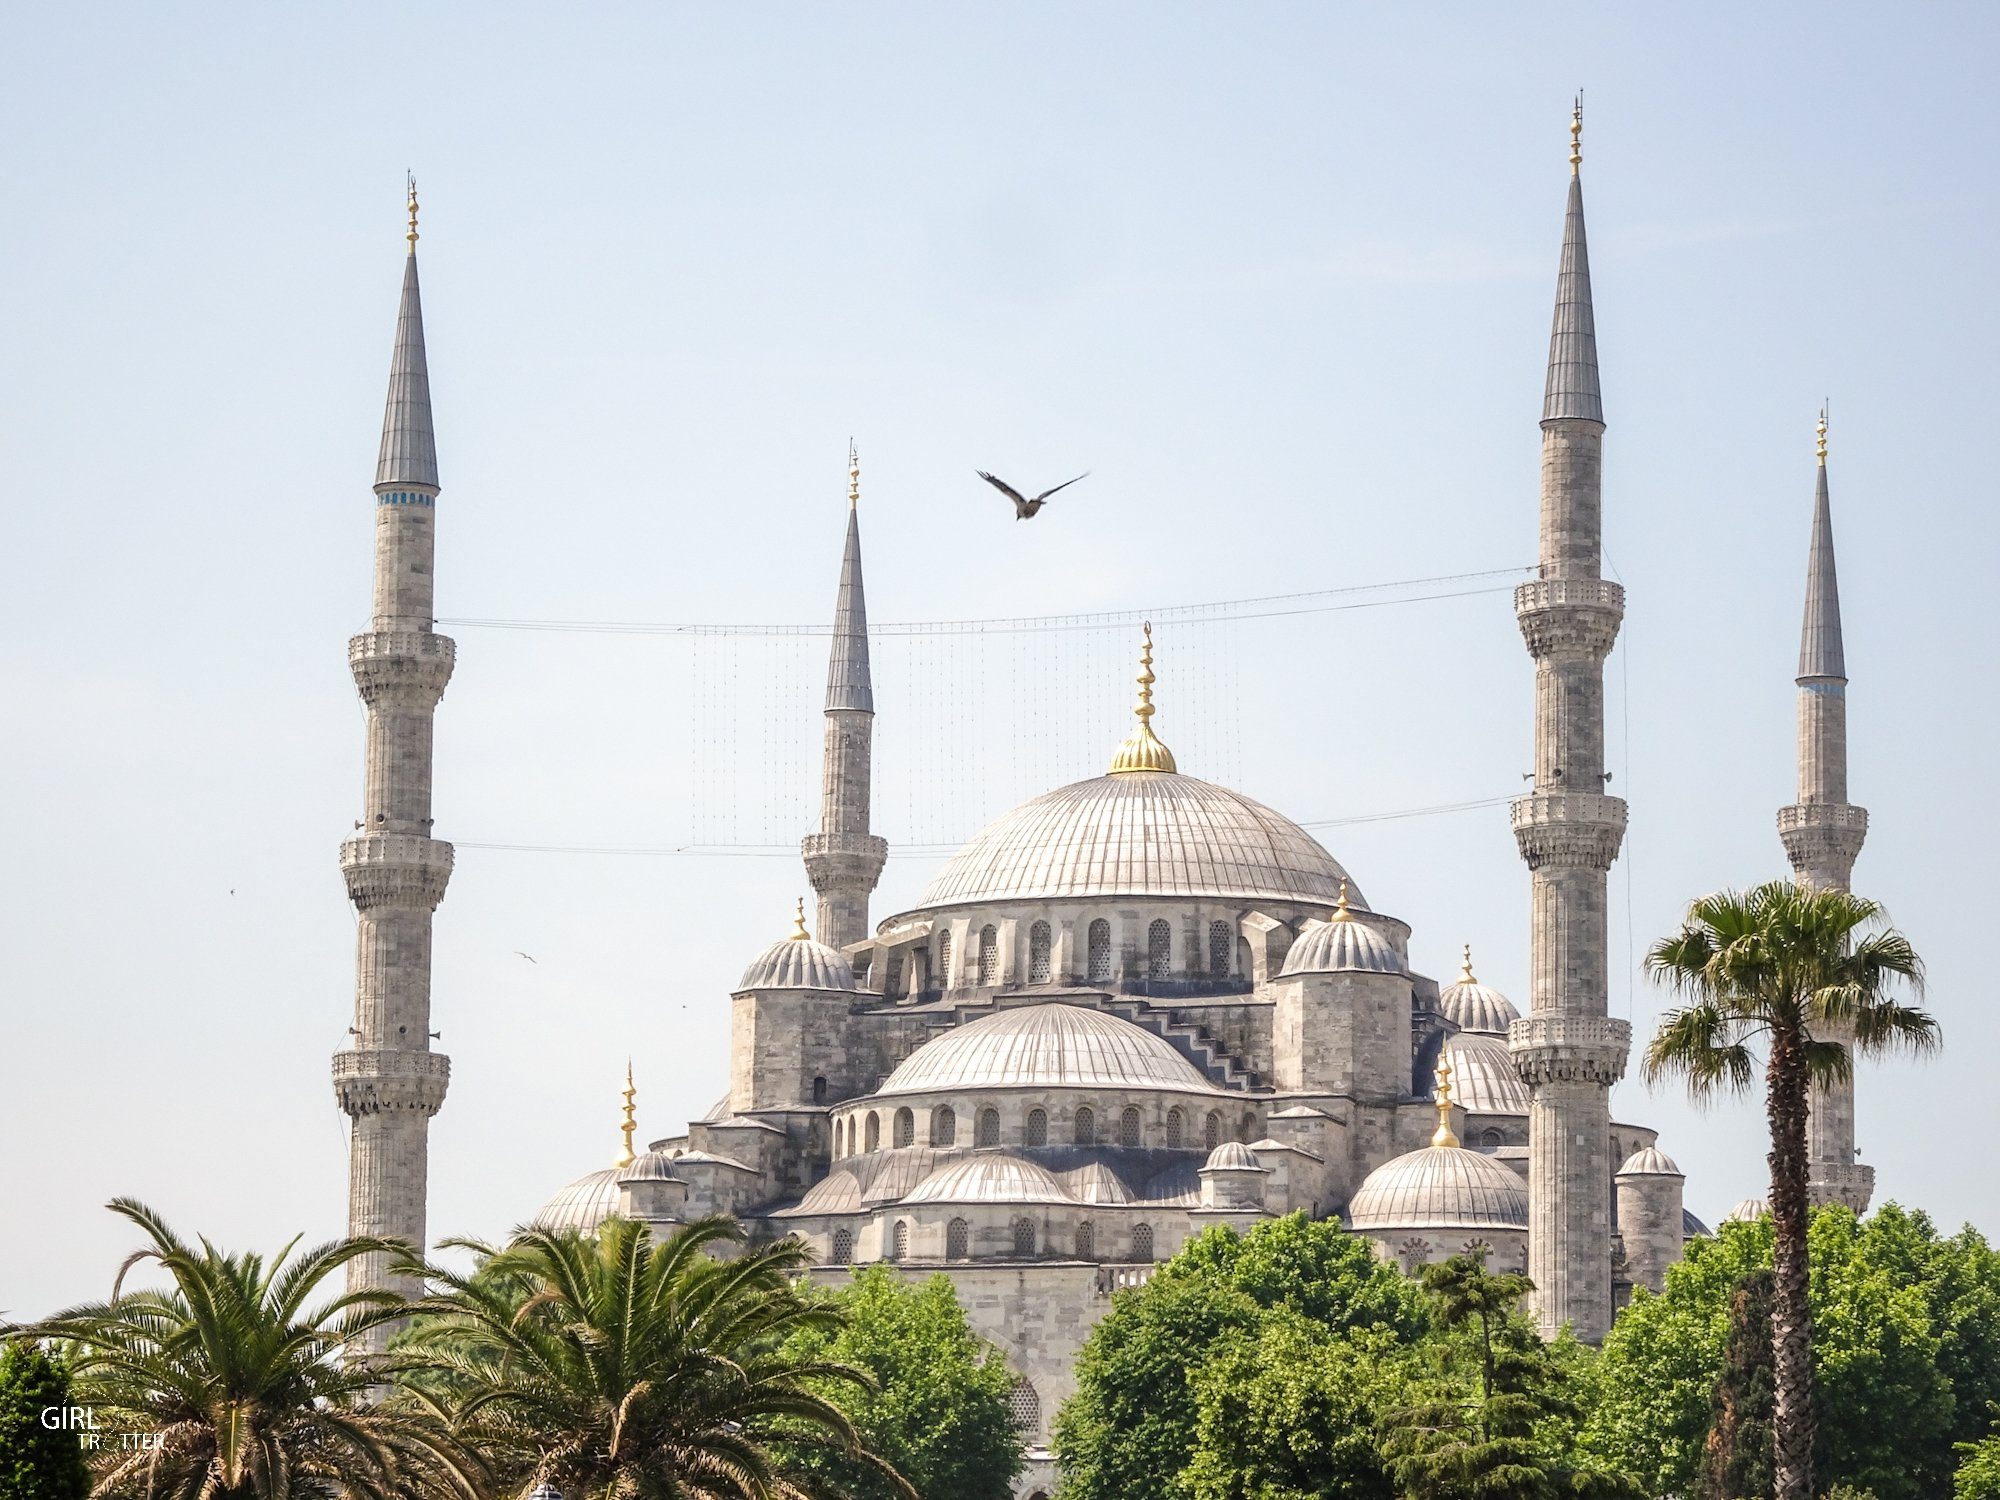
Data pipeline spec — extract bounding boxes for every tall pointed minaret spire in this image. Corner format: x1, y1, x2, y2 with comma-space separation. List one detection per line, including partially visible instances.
802, 444, 887, 951
333, 178, 456, 1353
1781, 408, 1873, 1212
1509, 99, 1631, 1344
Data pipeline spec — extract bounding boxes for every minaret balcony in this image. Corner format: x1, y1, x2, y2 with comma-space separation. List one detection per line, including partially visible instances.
1806, 1160, 1875, 1214
341, 833, 454, 911
802, 832, 889, 887
1778, 803, 1868, 879
1507, 1014, 1631, 1087
332, 1048, 450, 1116
349, 631, 456, 707
1510, 793, 1627, 870
1515, 579, 1623, 659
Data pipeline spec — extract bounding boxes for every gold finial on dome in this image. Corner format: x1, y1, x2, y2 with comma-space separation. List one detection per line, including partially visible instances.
790, 897, 811, 941
1569, 94, 1583, 174
405, 172, 419, 253
1816, 405, 1829, 467
1331, 878, 1355, 921
1458, 944, 1477, 985
847, 439, 860, 510
1108, 622, 1178, 775
1431, 1055, 1461, 1149
617, 1061, 637, 1169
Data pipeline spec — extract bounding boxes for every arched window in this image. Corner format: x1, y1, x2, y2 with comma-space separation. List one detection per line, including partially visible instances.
936, 930, 953, 990
1132, 1223, 1154, 1261
831, 1228, 853, 1264
1025, 1108, 1048, 1146
1165, 1108, 1184, 1149
1075, 1220, 1095, 1258
1399, 1237, 1432, 1272
932, 1106, 957, 1147
1029, 921, 1052, 983
1012, 1217, 1036, 1256
1074, 1105, 1095, 1145
1461, 1238, 1493, 1262
813, 1075, 827, 1105
1087, 919, 1112, 984
1209, 919, 1232, 976
890, 1221, 909, 1262
1241, 1111, 1257, 1143
1120, 1106, 1142, 1148
1008, 1378, 1040, 1433
893, 1108, 914, 1148
1204, 1110, 1222, 1152
885, 952, 904, 999
978, 925, 998, 985
947, 1218, 970, 1260
1148, 918, 1172, 978
1480, 1128, 1505, 1149
864, 1112, 880, 1152
976, 1108, 1000, 1147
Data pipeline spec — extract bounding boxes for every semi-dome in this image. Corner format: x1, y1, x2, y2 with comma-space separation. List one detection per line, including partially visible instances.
1437, 949, 1520, 1035
534, 1167, 623, 1235
1441, 1033, 1530, 1115
904, 1154, 1075, 1206
738, 906, 856, 992
876, 1002, 1220, 1096
1348, 1145, 1530, 1232
1617, 1146, 1684, 1178
1279, 892, 1403, 977
910, 771, 1361, 911
1203, 1140, 1264, 1171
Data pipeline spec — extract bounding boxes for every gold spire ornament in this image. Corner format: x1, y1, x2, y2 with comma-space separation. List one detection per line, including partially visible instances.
848, 440, 861, 510
1816, 405, 1829, 466
617, 1062, 637, 1169
1331, 878, 1355, 921
790, 897, 811, 941
405, 173, 419, 254
1569, 95, 1583, 174
1431, 1056, 1461, 1149
1108, 622, 1178, 774
1458, 944, 1477, 985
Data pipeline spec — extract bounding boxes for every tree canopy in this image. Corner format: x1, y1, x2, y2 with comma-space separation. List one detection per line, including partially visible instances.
0, 1342, 89, 1500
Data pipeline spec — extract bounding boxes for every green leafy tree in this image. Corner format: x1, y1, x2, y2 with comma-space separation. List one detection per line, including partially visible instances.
1695, 1270, 1776, 1500
400, 1215, 912, 1499
2, 1198, 479, 1500
772, 1268, 1021, 1500
1053, 1214, 1424, 1500
1643, 881, 1935, 1500
0, 1343, 89, 1500
1958, 1433, 2000, 1500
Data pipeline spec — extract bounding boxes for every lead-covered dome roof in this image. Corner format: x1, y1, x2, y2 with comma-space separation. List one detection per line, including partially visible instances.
737, 927, 855, 993
1441, 1033, 1530, 1115
911, 771, 1361, 910
904, 1154, 1075, 1206
1436, 948, 1520, 1035
1280, 902, 1404, 977
534, 1167, 623, 1235
1348, 1145, 1530, 1232
876, 1002, 1220, 1096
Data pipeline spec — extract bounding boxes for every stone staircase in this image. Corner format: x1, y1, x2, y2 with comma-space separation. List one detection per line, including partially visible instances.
1098, 999, 1261, 1091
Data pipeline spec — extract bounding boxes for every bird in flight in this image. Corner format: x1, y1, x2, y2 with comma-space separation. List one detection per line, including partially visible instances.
977, 469, 1089, 519
515, 951, 538, 964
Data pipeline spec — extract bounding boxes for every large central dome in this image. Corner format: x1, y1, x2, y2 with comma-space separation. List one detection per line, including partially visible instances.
913, 770, 1360, 910
877, 1002, 1221, 1096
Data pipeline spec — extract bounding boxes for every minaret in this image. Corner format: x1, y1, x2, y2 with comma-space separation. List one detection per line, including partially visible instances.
1779, 411, 1873, 1211
801, 445, 887, 950
1508, 104, 1631, 1343
332, 180, 455, 1346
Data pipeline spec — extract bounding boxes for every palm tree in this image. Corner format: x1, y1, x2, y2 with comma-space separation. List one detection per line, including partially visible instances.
2, 1197, 481, 1500
397, 1215, 915, 1500
1643, 880, 1936, 1500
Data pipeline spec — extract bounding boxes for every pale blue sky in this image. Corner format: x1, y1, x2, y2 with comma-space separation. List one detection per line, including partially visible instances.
4, 4, 1996, 1317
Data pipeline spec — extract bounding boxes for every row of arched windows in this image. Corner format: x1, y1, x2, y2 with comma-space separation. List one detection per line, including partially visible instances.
896, 916, 1246, 995
837, 1101, 1262, 1157
830, 1219, 1159, 1265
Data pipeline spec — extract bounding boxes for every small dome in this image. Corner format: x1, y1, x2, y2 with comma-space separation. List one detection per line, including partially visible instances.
737, 932, 855, 992
1683, 1207, 1713, 1238
1203, 1140, 1264, 1171
904, 1153, 1075, 1206
877, 1003, 1218, 1096
533, 1167, 623, 1235
1722, 1197, 1771, 1224
1441, 1033, 1530, 1115
1349, 1145, 1529, 1232
1437, 949, 1521, 1035
617, 1150, 681, 1184
1279, 906, 1404, 977
1617, 1146, 1684, 1178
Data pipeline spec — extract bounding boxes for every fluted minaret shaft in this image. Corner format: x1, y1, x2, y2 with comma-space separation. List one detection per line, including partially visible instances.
1780, 438, 1872, 1211
802, 465, 886, 950
334, 229, 454, 1351
1509, 140, 1631, 1345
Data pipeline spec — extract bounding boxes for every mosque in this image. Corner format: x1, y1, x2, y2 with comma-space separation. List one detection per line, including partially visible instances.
332, 117, 1874, 1498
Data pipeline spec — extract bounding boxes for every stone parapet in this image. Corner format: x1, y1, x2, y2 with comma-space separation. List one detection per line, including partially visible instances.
1515, 579, 1624, 659
341, 834, 454, 911
333, 1049, 450, 1116
1806, 1159, 1876, 1214
1508, 1014, 1630, 1087
802, 832, 889, 888
1778, 803, 1868, 878
348, 631, 456, 707
1511, 793, 1626, 870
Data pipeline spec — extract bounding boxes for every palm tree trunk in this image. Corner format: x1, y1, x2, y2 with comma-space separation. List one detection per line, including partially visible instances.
1766, 1024, 1815, 1500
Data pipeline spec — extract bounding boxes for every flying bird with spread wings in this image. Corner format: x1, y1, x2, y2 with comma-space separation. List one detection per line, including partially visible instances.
976, 469, 1089, 519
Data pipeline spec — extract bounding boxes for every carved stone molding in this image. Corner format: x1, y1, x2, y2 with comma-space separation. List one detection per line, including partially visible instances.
801, 833, 889, 891
1515, 579, 1624, 659
332, 1049, 450, 1116
340, 834, 454, 911
1508, 1014, 1631, 1086
1511, 793, 1627, 870
1806, 1160, 1876, 1214
348, 631, 456, 708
